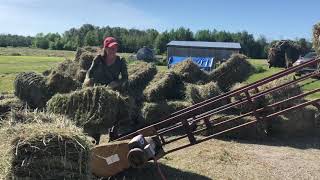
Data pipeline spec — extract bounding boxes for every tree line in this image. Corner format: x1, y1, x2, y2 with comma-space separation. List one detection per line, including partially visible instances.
0, 24, 313, 59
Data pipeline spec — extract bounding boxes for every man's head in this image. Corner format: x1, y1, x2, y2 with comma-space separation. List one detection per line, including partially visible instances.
103, 37, 118, 57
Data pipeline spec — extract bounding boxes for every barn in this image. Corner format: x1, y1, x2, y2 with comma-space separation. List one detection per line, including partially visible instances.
167, 41, 241, 62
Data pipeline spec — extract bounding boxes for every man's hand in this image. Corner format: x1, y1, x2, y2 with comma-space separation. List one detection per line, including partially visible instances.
82, 78, 94, 88
108, 81, 120, 89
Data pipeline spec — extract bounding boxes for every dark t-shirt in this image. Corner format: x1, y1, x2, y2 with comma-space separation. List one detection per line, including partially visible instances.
85, 54, 128, 86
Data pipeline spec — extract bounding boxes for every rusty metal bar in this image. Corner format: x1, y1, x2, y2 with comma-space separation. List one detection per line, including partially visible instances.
182, 119, 196, 144
266, 98, 320, 118
164, 88, 320, 138
194, 71, 320, 121
166, 97, 320, 155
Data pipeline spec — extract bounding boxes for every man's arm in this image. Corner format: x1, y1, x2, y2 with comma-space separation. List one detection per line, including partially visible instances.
120, 57, 128, 81
82, 55, 100, 87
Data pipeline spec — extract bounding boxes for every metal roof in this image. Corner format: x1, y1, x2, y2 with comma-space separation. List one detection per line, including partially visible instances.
167, 41, 241, 49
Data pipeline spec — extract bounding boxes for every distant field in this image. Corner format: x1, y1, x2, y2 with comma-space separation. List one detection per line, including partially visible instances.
0, 47, 75, 58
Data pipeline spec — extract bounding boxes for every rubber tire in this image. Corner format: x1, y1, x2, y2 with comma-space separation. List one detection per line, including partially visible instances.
127, 148, 147, 168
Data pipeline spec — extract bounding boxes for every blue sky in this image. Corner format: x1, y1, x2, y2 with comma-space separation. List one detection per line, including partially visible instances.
0, 0, 319, 41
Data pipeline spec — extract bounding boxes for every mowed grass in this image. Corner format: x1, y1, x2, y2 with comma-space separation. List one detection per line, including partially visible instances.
0, 56, 64, 93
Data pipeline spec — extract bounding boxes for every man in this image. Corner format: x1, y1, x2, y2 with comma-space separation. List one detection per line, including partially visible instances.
83, 37, 128, 89
83, 37, 128, 143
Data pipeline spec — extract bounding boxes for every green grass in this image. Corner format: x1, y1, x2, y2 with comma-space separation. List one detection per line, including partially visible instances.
0, 56, 64, 93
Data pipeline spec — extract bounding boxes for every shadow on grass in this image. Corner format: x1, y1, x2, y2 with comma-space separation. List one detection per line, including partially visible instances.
106, 162, 212, 180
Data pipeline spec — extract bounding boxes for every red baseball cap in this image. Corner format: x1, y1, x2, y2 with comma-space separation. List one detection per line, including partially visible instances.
103, 37, 118, 48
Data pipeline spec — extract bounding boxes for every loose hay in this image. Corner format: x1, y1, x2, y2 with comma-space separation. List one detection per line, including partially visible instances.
144, 71, 184, 102
313, 23, 320, 54
185, 82, 222, 104
209, 54, 254, 92
47, 86, 136, 136
172, 59, 209, 83
14, 72, 52, 109
141, 101, 192, 125
0, 97, 24, 118
0, 111, 93, 179
267, 40, 302, 68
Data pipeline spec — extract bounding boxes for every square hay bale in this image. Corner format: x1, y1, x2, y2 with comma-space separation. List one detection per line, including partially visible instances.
199, 114, 267, 139
143, 71, 185, 102
171, 59, 209, 84
47, 86, 136, 136
141, 101, 192, 126
269, 105, 319, 137
79, 52, 95, 71
209, 54, 255, 92
52, 59, 80, 79
125, 61, 157, 99
14, 72, 52, 109
75, 46, 100, 62
230, 83, 268, 114
0, 111, 93, 179
313, 23, 320, 54
47, 72, 81, 94
185, 82, 222, 104
259, 75, 303, 110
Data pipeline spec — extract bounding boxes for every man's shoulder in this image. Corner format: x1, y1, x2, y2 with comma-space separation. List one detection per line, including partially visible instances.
93, 54, 103, 64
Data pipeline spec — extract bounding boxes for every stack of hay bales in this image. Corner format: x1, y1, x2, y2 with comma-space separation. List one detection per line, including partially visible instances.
230, 83, 268, 114
230, 75, 302, 114
260, 75, 302, 110
269, 106, 319, 137
209, 54, 255, 92
14, 71, 81, 109
313, 23, 320, 54
141, 101, 192, 125
74, 46, 100, 62
143, 71, 185, 102
204, 114, 267, 139
47, 86, 136, 136
47, 72, 81, 94
0, 111, 93, 179
126, 61, 157, 99
267, 40, 302, 68
171, 59, 209, 84
185, 82, 222, 104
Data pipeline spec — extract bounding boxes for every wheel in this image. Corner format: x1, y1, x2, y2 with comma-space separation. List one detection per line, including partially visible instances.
127, 148, 147, 168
